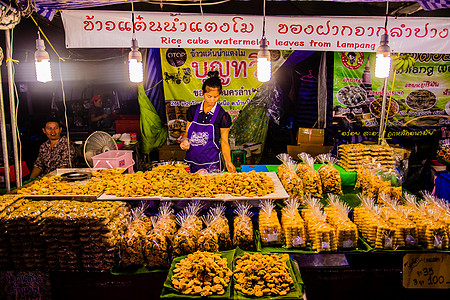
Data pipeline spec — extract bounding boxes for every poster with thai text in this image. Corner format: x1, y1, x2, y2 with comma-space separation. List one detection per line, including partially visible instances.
333, 52, 450, 140
161, 48, 286, 143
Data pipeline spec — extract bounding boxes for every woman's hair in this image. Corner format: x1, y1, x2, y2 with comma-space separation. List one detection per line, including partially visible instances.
202, 71, 222, 94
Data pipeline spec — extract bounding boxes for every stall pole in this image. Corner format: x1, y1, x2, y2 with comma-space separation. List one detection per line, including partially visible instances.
0, 47, 11, 192
5, 29, 21, 187
378, 77, 389, 145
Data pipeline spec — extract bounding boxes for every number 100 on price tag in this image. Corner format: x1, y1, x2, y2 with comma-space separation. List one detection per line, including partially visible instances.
403, 253, 450, 289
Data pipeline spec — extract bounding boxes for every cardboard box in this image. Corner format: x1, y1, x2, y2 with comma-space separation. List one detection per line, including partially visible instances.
297, 128, 324, 145
158, 144, 186, 161
287, 144, 333, 159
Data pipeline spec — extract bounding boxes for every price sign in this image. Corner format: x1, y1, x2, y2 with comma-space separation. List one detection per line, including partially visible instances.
403, 253, 450, 289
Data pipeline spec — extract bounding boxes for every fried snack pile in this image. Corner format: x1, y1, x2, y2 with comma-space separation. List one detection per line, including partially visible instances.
145, 202, 176, 268
214, 172, 275, 197
404, 192, 449, 250
353, 194, 397, 249
172, 251, 232, 296
296, 153, 322, 198
258, 200, 282, 247
281, 197, 306, 248
276, 154, 304, 198
173, 201, 203, 256
324, 194, 358, 249
234, 252, 294, 297
317, 154, 342, 195
105, 166, 274, 198
0, 198, 129, 270
18, 169, 124, 196
119, 205, 150, 266
302, 196, 337, 252
337, 144, 395, 172
233, 202, 255, 251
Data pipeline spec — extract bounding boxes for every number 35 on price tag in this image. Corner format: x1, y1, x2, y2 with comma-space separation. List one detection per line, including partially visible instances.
403, 253, 450, 289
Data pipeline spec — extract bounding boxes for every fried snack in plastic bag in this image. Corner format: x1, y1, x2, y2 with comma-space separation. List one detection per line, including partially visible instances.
258, 200, 282, 246
209, 204, 232, 250
233, 202, 254, 250
234, 252, 294, 297
297, 153, 322, 198
353, 194, 396, 249
378, 195, 417, 248
317, 154, 342, 195
281, 197, 306, 248
324, 194, 358, 249
154, 201, 177, 242
197, 213, 220, 252
144, 216, 171, 268
302, 195, 337, 252
172, 251, 232, 296
276, 154, 303, 198
119, 207, 147, 266
173, 201, 203, 256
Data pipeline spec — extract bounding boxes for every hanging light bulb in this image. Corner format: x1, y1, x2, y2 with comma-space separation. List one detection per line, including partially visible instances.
257, 37, 271, 82
257, 0, 271, 82
128, 38, 143, 83
375, 33, 391, 78
35, 32, 52, 83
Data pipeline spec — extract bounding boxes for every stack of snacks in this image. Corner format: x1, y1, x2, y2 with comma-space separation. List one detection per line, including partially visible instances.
281, 197, 306, 248
355, 164, 401, 202
0, 195, 24, 269
197, 213, 220, 252
209, 205, 232, 250
172, 251, 232, 296
316, 154, 342, 194
145, 202, 177, 268
297, 153, 322, 198
324, 194, 358, 249
173, 201, 203, 256
258, 200, 282, 246
4, 200, 53, 269
276, 154, 303, 198
302, 196, 337, 252
119, 205, 149, 266
379, 195, 417, 248
338, 144, 395, 172
353, 194, 396, 249
234, 252, 294, 297
233, 202, 254, 250
414, 192, 449, 250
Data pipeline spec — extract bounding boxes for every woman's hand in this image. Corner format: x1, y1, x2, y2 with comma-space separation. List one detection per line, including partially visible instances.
180, 139, 190, 150
225, 161, 236, 173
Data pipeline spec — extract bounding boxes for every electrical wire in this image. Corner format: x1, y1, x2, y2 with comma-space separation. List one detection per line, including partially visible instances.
59, 59, 73, 168
262, 0, 266, 38
30, 14, 65, 62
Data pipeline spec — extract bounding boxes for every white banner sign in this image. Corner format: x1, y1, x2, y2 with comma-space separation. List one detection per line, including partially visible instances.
61, 10, 450, 53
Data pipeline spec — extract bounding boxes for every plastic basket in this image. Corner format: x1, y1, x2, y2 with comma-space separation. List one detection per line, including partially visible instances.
92, 150, 135, 174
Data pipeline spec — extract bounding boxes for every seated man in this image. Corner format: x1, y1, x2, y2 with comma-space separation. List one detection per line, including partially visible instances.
30, 118, 77, 178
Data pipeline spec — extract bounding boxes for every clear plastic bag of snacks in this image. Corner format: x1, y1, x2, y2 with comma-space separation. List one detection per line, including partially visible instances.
173, 201, 203, 257
297, 153, 322, 198
197, 213, 220, 252
119, 206, 147, 266
209, 204, 232, 250
281, 197, 306, 248
258, 199, 282, 246
233, 201, 254, 250
144, 216, 171, 268
316, 154, 342, 195
276, 153, 304, 198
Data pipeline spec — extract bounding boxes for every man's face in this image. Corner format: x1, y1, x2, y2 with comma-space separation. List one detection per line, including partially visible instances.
43, 122, 62, 141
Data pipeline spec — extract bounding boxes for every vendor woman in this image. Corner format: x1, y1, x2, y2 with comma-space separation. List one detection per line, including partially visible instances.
180, 71, 236, 173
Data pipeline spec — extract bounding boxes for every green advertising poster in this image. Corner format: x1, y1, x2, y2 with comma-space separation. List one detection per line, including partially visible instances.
333, 52, 450, 129
160, 48, 287, 143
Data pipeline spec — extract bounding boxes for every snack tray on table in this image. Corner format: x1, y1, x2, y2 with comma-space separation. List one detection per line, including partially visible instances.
21, 168, 105, 200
